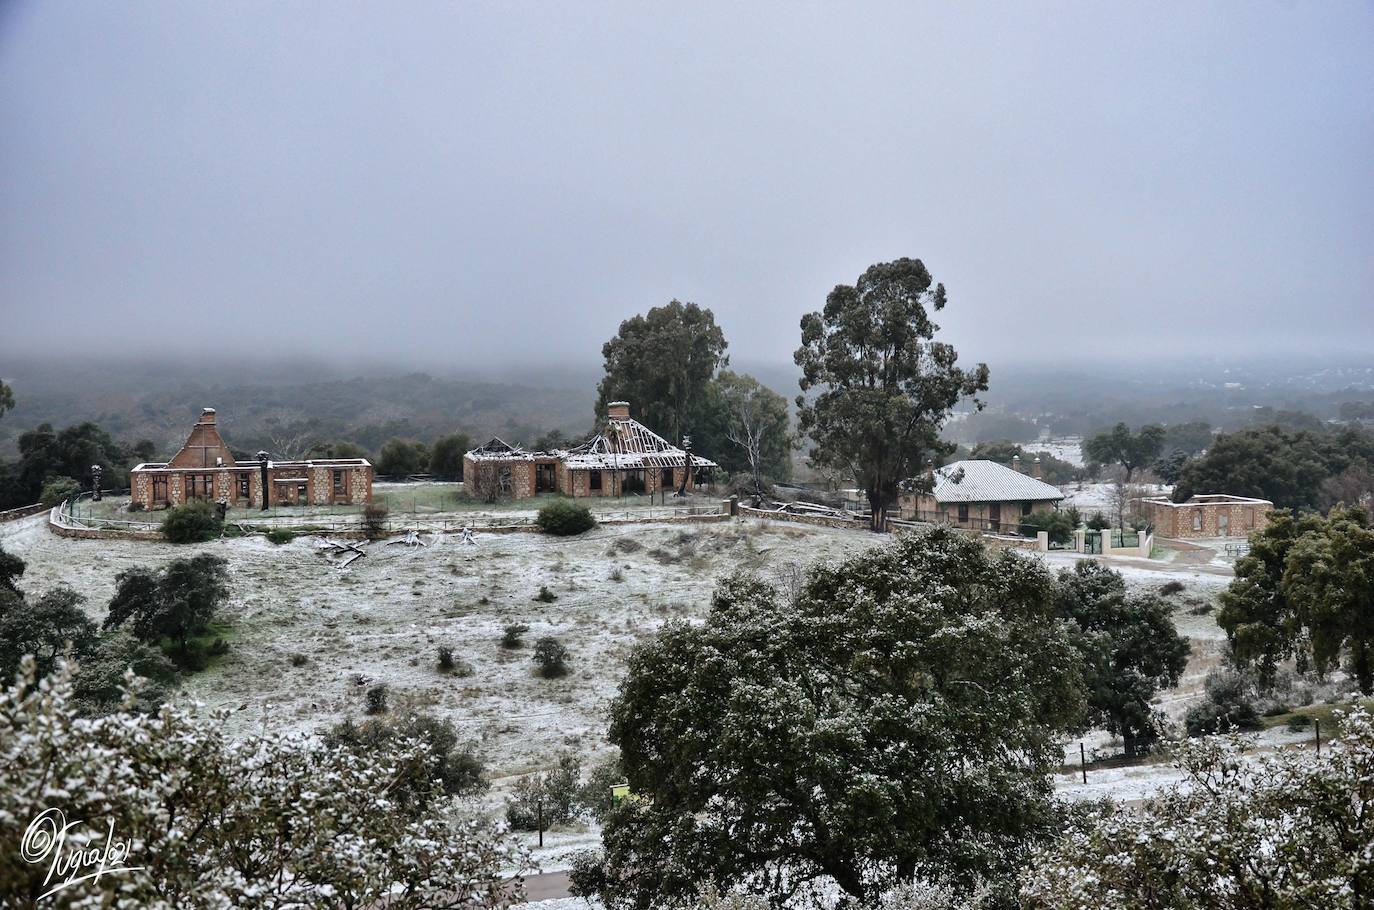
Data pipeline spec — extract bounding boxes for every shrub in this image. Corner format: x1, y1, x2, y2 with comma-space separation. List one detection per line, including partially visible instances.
365, 684, 389, 715
536, 499, 596, 536
361, 503, 389, 540
502, 623, 530, 648
40, 476, 81, 506
127, 501, 145, 513
265, 528, 294, 545
578, 753, 626, 823
161, 500, 223, 543
505, 752, 582, 830
534, 585, 558, 603
1185, 669, 1261, 736
533, 637, 570, 678
1287, 714, 1313, 731
1087, 512, 1110, 531
1159, 580, 1186, 596
609, 567, 625, 583
437, 646, 455, 671
325, 713, 489, 807
290, 652, 308, 667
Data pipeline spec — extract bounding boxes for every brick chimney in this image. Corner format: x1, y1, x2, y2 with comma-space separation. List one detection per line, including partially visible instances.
199, 407, 217, 425
607, 401, 630, 419
1011, 454, 1021, 473
1033, 455, 1043, 480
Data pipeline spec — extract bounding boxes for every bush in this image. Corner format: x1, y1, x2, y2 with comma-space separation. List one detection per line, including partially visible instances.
534, 585, 558, 603
1287, 714, 1313, 731
40, 476, 81, 506
578, 753, 626, 823
161, 500, 223, 543
437, 646, 455, 671
536, 499, 596, 536
324, 713, 488, 807
502, 623, 530, 648
127, 501, 146, 513
1159, 580, 1185, 596
1185, 669, 1261, 736
266, 528, 294, 545
505, 752, 582, 830
361, 503, 389, 540
1087, 512, 1110, 531
609, 567, 625, 583
290, 652, 308, 667
533, 637, 570, 678
365, 684, 389, 715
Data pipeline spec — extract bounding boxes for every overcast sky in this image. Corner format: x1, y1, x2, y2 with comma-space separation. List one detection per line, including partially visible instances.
2, 2, 1371, 372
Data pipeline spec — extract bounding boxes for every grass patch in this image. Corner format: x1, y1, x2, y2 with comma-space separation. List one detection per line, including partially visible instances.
1260, 698, 1374, 734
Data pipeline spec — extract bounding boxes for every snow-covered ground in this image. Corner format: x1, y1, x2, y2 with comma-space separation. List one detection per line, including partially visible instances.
1034, 436, 1085, 467
1057, 480, 1171, 515
0, 509, 1261, 839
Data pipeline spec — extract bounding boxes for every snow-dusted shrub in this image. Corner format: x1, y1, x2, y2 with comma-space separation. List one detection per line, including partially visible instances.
365, 682, 388, 714
536, 499, 596, 536
532, 637, 569, 678
501, 623, 530, 648
361, 503, 389, 540
160, 500, 222, 543
1184, 668, 1261, 736
1022, 707, 1374, 909
0, 657, 525, 908
39, 476, 80, 506
324, 713, 488, 805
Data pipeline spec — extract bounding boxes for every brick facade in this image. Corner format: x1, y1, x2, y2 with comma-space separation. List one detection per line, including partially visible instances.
1139, 494, 1272, 539
129, 408, 374, 511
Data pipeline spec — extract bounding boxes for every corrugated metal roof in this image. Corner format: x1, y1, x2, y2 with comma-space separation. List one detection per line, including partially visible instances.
930, 460, 1064, 504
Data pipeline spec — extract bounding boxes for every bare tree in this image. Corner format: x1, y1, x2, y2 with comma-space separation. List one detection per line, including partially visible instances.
469, 461, 510, 504
1108, 477, 1148, 530
261, 411, 319, 461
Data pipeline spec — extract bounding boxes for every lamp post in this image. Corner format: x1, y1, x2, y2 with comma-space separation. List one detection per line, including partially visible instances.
257, 451, 270, 512
90, 464, 103, 502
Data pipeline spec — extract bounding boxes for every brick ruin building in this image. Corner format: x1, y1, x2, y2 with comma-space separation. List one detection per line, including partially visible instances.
129, 408, 373, 510
462, 401, 717, 500
1138, 493, 1273, 539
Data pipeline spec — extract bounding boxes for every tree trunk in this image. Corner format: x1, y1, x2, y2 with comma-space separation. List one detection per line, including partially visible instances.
1355, 639, 1373, 696
867, 489, 886, 533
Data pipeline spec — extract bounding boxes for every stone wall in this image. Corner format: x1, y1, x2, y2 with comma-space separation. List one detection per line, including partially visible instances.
1142, 499, 1271, 539
738, 505, 863, 530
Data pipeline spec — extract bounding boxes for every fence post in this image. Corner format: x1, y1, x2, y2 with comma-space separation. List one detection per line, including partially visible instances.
1080, 743, 1087, 784
1315, 718, 1321, 756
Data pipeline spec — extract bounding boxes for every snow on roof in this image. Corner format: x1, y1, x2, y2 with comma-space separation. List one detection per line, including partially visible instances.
465, 437, 534, 462
929, 460, 1063, 504
559, 416, 717, 471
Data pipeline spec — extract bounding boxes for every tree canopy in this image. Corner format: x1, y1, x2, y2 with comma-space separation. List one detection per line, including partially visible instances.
1054, 561, 1190, 756
1173, 424, 1374, 510
376, 437, 430, 476
578, 527, 1085, 908
1, 656, 522, 908
1220, 506, 1374, 693
795, 258, 989, 531
595, 300, 729, 444
105, 555, 231, 660
1082, 423, 1165, 482
428, 432, 472, 480
1024, 708, 1374, 909
694, 370, 792, 491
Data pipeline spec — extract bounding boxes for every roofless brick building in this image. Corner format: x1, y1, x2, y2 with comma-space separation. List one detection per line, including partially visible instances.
129, 408, 373, 510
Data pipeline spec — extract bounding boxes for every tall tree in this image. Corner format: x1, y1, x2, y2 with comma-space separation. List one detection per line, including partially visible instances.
1082, 423, 1165, 483
595, 301, 729, 443
1054, 561, 1190, 756
0, 379, 13, 420
794, 258, 988, 531
0, 585, 98, 680
1161, 420, 1213, 456
695, 371, 792, 494
577, 528, 1085, 908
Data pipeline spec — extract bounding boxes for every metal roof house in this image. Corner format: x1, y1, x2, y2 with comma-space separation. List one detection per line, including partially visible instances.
462, 402, 716, 500
898, 457, 1063, 533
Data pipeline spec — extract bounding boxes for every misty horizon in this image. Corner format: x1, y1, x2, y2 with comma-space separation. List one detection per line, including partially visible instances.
3, 3, 1372, 369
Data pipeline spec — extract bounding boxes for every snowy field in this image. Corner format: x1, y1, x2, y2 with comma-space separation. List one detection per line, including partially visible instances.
0, 509, 1258, 860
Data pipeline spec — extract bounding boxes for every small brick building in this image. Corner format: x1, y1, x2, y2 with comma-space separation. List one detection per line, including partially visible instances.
129, 408, 373, 511
898, 456, 1063, 533
463, 402, 716, 500
1138, 493, 1273, 539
